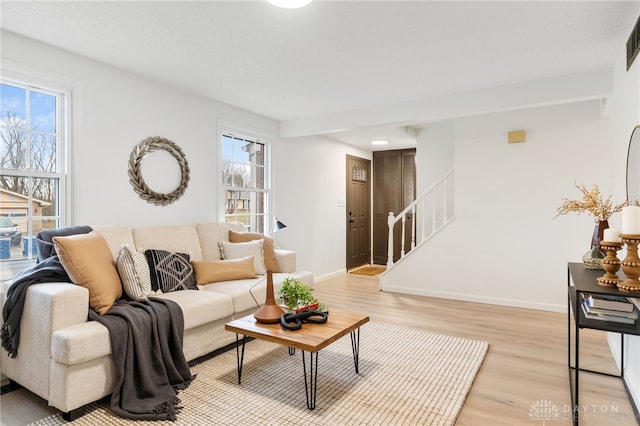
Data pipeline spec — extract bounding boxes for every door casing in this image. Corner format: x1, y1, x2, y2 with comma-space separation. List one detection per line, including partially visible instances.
346, 155, 371, 270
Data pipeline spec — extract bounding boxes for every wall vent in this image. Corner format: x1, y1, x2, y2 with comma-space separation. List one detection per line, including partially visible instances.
628, 15, 640, 71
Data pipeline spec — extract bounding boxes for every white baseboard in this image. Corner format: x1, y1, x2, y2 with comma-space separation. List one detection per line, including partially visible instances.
314, 269, 347, 283
381, 284, 565, 313
314, 274, 565, 312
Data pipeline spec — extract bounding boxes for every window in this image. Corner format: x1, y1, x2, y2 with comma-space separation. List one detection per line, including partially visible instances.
221, 132, 269, 234
0, 78, 68, 266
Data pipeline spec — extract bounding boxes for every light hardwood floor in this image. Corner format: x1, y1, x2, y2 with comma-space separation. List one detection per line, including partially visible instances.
1, 272, 638, 425
312, 272, 638, 426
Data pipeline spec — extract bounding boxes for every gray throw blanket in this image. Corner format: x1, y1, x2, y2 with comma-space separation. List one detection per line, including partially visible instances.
88, 297, 193, 421
1, 226, 92, 358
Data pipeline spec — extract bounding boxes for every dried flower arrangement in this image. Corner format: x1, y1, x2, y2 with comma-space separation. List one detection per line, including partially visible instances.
555, 183, 626, 222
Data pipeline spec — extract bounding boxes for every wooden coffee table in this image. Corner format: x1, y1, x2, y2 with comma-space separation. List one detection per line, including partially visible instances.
225, 309, 370, 409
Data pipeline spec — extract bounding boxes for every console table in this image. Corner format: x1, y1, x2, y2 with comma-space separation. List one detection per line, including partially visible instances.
567, 262, 640, 425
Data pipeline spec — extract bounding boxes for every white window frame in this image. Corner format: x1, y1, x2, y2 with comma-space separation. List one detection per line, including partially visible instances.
218, 123, 272, 234
0, 71, 71, 269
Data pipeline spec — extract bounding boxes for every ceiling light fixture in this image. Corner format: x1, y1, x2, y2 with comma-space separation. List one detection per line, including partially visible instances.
267, 0, 312, 9
371, 140, 389, 146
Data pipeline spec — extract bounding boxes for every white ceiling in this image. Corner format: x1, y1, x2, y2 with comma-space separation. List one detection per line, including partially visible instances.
1, 0, 639, 150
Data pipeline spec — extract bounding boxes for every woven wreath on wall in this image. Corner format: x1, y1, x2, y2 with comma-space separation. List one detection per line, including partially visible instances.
128, 136, 190, 206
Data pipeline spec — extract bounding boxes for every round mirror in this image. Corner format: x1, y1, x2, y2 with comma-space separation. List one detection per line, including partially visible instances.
626, 126, 640, 204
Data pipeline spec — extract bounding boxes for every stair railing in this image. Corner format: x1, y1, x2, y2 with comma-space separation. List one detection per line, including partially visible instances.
386, 170, 455, 267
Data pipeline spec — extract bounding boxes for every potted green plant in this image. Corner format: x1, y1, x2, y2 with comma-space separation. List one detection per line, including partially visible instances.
278, 277, 323, 313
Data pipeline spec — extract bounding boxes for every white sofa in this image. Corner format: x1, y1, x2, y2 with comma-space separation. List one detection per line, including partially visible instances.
0, 222, 313, 419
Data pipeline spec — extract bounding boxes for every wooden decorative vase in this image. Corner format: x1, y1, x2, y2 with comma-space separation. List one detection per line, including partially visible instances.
619, 235, 640, 293
597, 241, 623, 287
254, 270, 285, 323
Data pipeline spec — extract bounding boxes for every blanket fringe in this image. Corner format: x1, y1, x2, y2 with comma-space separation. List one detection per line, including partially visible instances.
0, 324, 17, 358
152, 376, 194, 421
153, 395, 182, 421
173, 373, 195, 392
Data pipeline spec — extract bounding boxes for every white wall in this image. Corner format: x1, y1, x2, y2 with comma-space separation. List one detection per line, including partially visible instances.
1, 30, 374, 281
605, 31, 640, 412
415, 121, 455, 194
273, 135, 371, 278
1, 30, 278, 228
382, 99, 612, 311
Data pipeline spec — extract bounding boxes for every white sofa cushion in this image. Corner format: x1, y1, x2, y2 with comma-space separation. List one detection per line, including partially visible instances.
199, 272, 313, 313
93, 226, 135, 261
132, 225, 203, 261
154, 290, 233, 329
50, 290, 234, 365
200, 277, 270, 313
274, 249, 296, 273
196, 222, 245, 261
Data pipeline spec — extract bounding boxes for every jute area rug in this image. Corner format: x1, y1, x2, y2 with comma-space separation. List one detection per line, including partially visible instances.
31, 322, 488, 426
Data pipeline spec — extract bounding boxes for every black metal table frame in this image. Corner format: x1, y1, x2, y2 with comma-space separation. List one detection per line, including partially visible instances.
567, 263, 640, 426
568, 294, 626, 425
233, 327, 361, 410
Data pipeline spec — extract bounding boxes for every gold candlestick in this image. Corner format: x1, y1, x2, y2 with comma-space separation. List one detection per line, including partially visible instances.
597, 241, 623, 287
619, 234, 640, 293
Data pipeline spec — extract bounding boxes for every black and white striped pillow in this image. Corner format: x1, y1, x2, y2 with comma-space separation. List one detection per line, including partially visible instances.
116, 245, 152, 300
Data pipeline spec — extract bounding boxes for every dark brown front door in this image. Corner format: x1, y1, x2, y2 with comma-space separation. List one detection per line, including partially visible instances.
372, 149, 416, 265
346, 155, 371, 270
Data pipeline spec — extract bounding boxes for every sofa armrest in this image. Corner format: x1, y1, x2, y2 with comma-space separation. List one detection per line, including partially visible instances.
275, 249, 296, 273
1, 282, 89, 401
52, 321, 110, 365
27, 282, 90, 331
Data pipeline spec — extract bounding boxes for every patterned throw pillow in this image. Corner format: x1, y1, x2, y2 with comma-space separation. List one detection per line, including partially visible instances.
144, 249, 198, 293
117, 245, 152, 300
217, 239, 266, 275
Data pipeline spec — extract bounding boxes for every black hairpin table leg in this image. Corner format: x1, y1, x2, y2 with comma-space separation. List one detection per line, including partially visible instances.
235, 333, 246, 384
351, 328, 361, 373
301, 350, 319, 410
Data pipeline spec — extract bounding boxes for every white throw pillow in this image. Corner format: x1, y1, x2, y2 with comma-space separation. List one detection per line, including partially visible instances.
217, 239, 266, 275
117, 244, 153, 300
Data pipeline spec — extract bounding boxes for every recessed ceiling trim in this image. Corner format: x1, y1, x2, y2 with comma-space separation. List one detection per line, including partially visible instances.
279, 69, 613, 139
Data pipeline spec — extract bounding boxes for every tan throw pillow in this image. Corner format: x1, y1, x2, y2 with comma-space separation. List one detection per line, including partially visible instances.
192, 256, 257, 285
229, 230, 281, 273
218, 239, 266, 275
54, 231, 123, 315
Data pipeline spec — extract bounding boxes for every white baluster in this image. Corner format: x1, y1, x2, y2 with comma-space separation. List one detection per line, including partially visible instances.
411, 204, 416, 249
400, 215, 406, 258
387, 212, 395, 267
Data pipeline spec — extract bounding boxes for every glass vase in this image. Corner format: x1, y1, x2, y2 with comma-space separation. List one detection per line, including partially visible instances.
583, 220, 609, 270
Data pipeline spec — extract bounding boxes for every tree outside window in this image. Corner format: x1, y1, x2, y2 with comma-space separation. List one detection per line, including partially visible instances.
222, 133, 268, 234
0, 80, 66, 265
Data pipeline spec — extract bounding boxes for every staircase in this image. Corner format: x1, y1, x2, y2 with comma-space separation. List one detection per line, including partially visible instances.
386, 169, 455, 268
